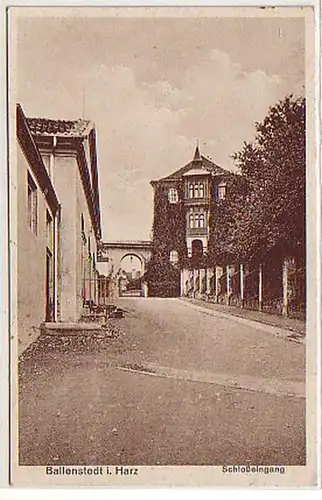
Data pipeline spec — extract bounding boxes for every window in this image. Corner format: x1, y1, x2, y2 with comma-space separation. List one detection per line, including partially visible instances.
188, 181, 205, 199
27, 172, 38, 234
191, 239, 203, 258
194, 214, 199, 227
216, 183, 227, 201
168, 188, 179, 204
199, 213, 205, 228
169, 250, 179, 265
189, 213, 194, 228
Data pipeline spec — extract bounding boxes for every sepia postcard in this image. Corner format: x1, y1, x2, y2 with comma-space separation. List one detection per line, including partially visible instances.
6, 3, 320, 489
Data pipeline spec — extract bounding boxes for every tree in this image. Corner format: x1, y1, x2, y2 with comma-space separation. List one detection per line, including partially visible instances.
143, 257, 180, 297
209, 95, 306, 266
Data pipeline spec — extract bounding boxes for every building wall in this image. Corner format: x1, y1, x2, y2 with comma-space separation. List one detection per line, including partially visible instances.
52, 154, 78, 322
75, 164, 98, 315
17, 147, 51, 354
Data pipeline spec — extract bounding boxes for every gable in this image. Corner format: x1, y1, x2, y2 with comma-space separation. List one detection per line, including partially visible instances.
157, 156, 228, 182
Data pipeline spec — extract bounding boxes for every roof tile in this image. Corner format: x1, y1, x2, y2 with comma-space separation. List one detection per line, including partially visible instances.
26, 117, 92, 137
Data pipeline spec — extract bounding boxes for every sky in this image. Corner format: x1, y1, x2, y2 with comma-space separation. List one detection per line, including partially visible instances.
15, 13, 305, 241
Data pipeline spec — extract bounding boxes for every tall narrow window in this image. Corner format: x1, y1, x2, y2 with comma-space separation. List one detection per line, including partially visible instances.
199, 213, 205, 228
194, 184, 199, 198
169, 250, 179, 265
199, 183, 204, 198
27, 172, 38, 235
189, 184, 194, 198
168, 188, 179, 204
195, 214, 200, 228
216, 183, 227, 200
189, 213, 194, 228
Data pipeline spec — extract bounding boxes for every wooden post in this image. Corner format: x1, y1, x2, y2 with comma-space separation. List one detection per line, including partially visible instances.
226, 264, 230, 305
240, 263, 244, 308
258, 263, 263, 312
282, 259, 289, 317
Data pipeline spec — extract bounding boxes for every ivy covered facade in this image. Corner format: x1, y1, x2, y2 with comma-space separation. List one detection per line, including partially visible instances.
146, 146, 232, 297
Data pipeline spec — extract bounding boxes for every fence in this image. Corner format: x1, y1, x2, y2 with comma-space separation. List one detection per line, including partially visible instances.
82, 276, 112, 313
182, 258, 305, 320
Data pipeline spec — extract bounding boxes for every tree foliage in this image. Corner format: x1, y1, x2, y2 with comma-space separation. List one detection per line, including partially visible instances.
144, 258, 180, 297
209, 95, 306, 266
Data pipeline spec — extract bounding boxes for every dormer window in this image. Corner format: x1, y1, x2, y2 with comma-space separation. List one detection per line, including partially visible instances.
168, 188, 179, 204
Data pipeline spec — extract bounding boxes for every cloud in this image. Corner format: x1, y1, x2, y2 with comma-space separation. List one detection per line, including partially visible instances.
79, 50, 285, 239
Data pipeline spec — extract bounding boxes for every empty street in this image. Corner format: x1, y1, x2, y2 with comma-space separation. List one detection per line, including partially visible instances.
19, 298, 305, 466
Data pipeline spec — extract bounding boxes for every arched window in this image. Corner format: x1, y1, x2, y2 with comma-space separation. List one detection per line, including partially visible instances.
199, 213, 205, 228
189, 184, 194, 198
195, 214, 200, 228
199, 183, 204, 198
194, 183, 199, 198
169, 250, 179, 265
189, 213, 194, 228
168, 188, 179, 203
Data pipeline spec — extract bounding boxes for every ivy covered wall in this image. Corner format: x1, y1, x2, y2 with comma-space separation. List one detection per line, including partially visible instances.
144, 181, 186, 297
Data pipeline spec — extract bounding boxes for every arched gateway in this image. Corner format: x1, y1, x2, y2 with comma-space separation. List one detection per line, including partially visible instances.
97, 240, 152, 298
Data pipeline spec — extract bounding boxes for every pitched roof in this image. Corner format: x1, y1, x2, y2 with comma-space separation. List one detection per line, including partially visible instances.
156, 155, 228, 182
26, 117, 94, 137
16, 104, 59, 215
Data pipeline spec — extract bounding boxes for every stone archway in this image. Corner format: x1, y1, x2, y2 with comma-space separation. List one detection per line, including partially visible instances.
118, 253, 144, 297
97, 240, 152, 298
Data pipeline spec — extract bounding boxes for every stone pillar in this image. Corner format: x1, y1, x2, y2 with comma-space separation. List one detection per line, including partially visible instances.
206, 267, 214, 296
194, 269, 200, 298
258, 263, 263, 312
240, 263, 245, 308
199, 268, 205, 296
226, 264, 231, 305
282, 258, 293, 317
180, 269, 189, 297
215, 266, 223, 302
142, 282, 148, 298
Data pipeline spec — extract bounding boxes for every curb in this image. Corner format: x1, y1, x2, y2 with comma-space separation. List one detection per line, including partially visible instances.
178, 299, 305, 344
40, 322, 104, 336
